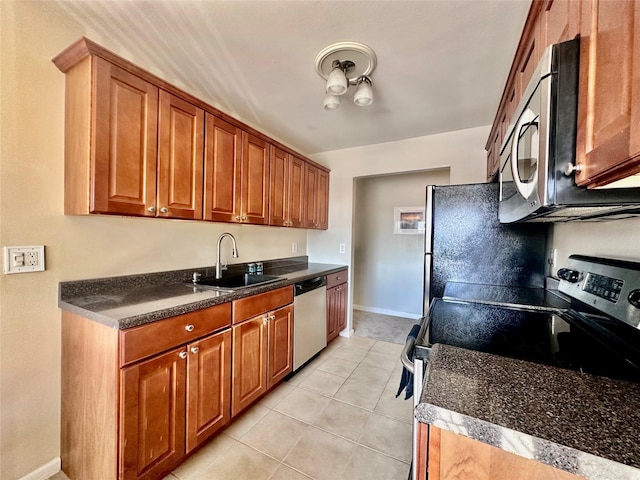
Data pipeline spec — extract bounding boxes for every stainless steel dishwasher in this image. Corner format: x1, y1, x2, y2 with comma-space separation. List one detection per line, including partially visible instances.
293, 276, 327, 371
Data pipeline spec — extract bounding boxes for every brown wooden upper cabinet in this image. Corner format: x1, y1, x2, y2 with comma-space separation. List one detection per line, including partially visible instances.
269, 147, 305, 227
575, 0, 640, 186
53, 38, 329, 228
304, 163, 329, 229
91, 58, 159, 216
58, 54, 204, 219
203, 115, 269, 225
157, 91, 204, 220
486, 0, 640, 187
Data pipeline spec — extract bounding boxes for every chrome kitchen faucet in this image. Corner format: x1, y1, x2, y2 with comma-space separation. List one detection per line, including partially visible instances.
216, 233, 239, 279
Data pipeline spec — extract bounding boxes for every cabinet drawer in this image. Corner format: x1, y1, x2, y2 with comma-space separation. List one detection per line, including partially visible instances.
232, 286, 294, 324
326, 270, 347, 289
120, 303, 231, 366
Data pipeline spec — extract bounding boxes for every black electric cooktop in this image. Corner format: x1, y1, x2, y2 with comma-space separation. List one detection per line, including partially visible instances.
417, 296, 640, 383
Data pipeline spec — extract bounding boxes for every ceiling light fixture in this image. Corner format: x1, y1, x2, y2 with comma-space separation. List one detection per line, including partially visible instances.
315, 42, 377, 111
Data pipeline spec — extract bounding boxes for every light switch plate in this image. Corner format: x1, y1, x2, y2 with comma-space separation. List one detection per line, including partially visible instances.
3, 246, 45, 274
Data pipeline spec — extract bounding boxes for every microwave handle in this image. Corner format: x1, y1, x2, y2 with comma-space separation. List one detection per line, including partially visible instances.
511, 107, 538, 199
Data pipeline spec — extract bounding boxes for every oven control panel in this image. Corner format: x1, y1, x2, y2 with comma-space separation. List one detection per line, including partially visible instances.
558, 255, 640, 328
582, 273, 624, 303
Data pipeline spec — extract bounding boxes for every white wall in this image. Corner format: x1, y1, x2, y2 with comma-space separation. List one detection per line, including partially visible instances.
0, 3, 306, 478
353, 169, 450, 318
552, 219, 640, 265
308, 126, 490, 331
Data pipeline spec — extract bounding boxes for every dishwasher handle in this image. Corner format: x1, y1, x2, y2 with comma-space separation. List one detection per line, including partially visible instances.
294, 276, 327, 296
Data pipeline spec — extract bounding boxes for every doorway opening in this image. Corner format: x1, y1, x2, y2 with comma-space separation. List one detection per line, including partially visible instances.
352, 168, 450, 343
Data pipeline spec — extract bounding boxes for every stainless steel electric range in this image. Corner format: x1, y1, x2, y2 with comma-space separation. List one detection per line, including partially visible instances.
401, 254, 640, 480
414, 255, 640, 382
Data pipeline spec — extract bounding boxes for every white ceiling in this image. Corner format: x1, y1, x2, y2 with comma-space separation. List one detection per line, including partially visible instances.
48, 0, 531, 155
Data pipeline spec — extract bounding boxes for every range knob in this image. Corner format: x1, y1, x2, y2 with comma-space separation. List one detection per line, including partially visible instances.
629, 289, 640, 309
557, 268, 583, 283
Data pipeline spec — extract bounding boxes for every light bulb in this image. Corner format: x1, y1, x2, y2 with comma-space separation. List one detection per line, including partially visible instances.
354, 76, 373, 106
323, 92, 340, 111
326, 66, 348, 96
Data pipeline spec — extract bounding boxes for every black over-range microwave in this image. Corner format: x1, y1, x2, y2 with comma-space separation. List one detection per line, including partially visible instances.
499, 37, 640, 223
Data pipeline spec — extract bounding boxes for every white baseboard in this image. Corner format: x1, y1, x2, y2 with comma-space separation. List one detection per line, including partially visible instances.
18, 458, 61, 480
353, 304, 422, 320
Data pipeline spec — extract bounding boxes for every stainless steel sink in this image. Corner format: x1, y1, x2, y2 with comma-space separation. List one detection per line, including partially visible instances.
194, 274, 283, 291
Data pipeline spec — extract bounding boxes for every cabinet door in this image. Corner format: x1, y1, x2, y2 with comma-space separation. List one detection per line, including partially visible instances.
303, 163, 318, 228
232, 316, 268, 416
288, 156, 306, 228
269, 151, 306, 228
267, 304, 293, 389
428, 426, 584, 480
204, 114, 242, 222
576, 0, 640, 186
326, 285, 339, 343
186, 329, 231, 453
337, 283, 348, 333
486, 128, 502, 181
269, 147, 289, 226
157, 91, 204, 219
241, 132, 270, 224
92, 57, 158, 216
538, 0, 581, 47
316, 169, 329, 230
120, 347, 186, 480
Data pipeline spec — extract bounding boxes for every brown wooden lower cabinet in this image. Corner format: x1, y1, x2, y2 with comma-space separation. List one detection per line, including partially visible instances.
231, 303, 293, 416
120, 329, 232, 480
120, 346, 187, 480
231, 315, 268, 416
62, 287, 295, 480
420, 424, 585, 480
62, 303, 233, 480
326, 269, 348, 343
185, 330, 232, 453
267, 304, 294, 389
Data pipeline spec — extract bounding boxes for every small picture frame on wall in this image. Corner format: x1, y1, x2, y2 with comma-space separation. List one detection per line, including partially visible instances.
394, 206, 425, 234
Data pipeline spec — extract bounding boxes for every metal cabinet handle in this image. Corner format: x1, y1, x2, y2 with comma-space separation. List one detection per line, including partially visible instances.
242, 215, 248, 221
563, 162, 583, 177
160, 207, 169, 213
235, 215, 241, 221
179, 351, 188, 359
185, 324, 195, 332
148, 206, 156, 213
191, 346, 199, 354
263, 316, 269, 325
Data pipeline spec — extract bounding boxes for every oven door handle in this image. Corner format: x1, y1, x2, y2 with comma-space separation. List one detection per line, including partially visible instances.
401, 336, 416, 374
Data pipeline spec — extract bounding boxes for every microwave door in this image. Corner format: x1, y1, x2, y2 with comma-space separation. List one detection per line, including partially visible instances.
499, 74, 550, 223
512, 109, 539, 201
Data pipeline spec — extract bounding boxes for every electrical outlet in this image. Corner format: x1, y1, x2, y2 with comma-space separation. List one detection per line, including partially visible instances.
339, 243, 346, 254
548, 249, 557, 269
292, 242, 298, 254
3, 246, 45, 274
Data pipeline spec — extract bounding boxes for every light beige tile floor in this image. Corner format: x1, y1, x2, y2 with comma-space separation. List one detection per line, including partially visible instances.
50, 335, 412, 480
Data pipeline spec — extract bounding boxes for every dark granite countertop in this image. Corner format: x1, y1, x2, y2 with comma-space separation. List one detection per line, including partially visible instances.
415, 344, 640, 480
59, 257, 347, 329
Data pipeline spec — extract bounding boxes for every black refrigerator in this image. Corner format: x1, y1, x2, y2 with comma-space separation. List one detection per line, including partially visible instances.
423, 183, 549, 315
